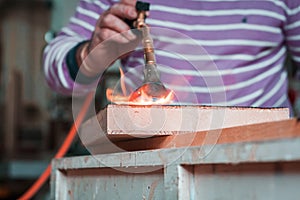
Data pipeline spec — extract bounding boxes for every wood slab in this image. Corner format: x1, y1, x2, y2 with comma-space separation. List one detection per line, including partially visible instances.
79, 105, 290, 153
102, 118, 300, 152
98, 105, 289, 135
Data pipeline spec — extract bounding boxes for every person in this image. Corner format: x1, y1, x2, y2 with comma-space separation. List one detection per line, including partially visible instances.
43, 0, 300, 113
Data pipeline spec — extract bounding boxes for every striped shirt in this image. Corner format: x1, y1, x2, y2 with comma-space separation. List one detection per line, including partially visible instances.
43, 0, 300, 110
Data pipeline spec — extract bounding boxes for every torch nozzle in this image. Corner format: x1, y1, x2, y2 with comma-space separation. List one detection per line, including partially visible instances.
129, 1, 173, 102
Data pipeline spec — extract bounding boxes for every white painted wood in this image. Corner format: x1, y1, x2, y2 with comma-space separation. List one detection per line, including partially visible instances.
51, 137, 300, 200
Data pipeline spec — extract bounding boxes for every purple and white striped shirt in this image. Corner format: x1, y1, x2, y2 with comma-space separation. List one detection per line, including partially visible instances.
43, 0, 300, 110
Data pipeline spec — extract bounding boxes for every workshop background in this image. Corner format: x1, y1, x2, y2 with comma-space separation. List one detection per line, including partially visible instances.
0, 0, 299, 199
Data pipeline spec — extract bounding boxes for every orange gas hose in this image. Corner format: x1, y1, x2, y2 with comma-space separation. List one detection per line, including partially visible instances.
18, 92, 94, 200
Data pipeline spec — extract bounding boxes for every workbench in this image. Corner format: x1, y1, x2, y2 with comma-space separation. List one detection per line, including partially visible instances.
51, 119, 300, 200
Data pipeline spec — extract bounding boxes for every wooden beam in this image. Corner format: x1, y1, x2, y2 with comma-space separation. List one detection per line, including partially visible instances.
103, 105, 288, 134
102, 118, 300, 153
80, 105, 290, 153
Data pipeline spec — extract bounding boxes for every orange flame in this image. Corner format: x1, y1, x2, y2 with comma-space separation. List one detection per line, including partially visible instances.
106, 68, 174, 105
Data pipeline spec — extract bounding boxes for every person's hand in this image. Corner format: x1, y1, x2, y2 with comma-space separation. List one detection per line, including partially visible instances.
77, 0, 140, 77
89, 0, 138, 51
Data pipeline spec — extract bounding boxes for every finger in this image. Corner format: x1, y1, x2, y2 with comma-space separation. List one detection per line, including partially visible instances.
120, 30, 138, 41
97, 27, 137, 45
91, 28, 128, 49
109, 3, 137, 19
102, 28, 130, 43
120, 0, 136, 6
101, 13, 131, 34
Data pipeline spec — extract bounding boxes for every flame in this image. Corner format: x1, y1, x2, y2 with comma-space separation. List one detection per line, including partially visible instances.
119, 67, 127, 96
130, 89, 174, 105
106, 68, 174, 105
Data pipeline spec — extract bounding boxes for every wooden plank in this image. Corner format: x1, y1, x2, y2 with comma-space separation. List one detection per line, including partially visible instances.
101, 119, 300, 153
80, 105, 290, 153
100, 105, 289, 135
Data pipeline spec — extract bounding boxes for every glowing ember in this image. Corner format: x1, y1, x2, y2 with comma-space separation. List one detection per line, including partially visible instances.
106, 68, 174, 105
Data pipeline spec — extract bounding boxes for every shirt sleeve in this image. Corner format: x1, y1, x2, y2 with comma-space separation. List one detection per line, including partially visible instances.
284, 0, 300, 70
43, 0, 113, 96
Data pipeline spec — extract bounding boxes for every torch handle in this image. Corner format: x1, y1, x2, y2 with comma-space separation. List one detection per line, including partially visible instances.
134, 1, 161, 83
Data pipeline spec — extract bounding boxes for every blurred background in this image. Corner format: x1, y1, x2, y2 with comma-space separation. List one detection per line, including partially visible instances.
0, 0, 299, 199
0, 0, 90, 199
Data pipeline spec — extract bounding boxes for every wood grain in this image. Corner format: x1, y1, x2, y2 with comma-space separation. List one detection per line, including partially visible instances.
80, 105, 291, 153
